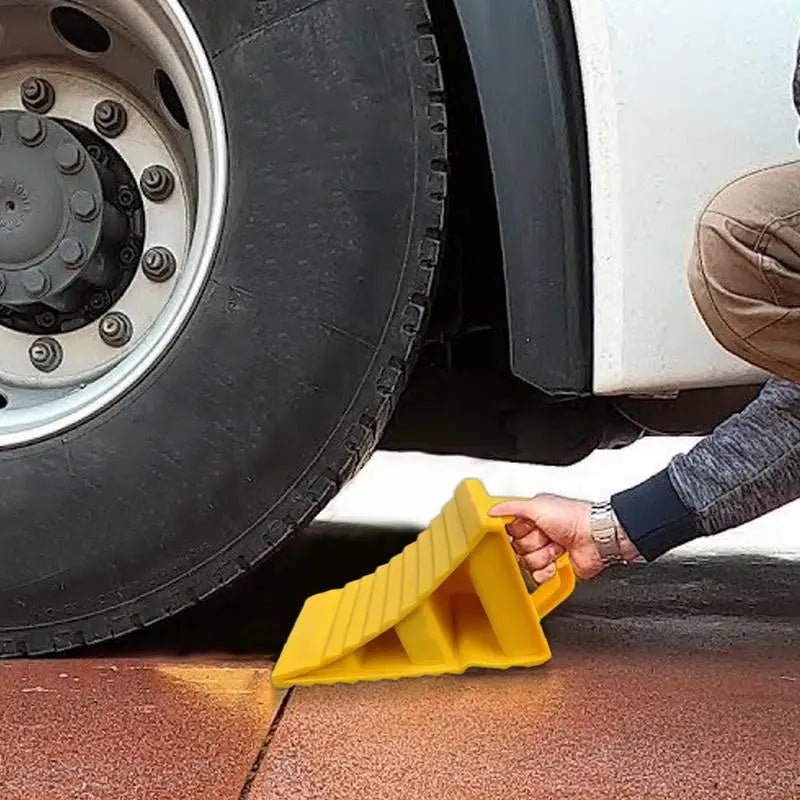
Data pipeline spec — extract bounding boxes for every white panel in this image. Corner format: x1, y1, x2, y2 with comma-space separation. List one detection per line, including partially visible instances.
572, 0, 800, 394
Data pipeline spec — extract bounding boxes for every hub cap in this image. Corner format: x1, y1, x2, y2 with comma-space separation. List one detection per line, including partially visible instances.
0, 110, 127, 312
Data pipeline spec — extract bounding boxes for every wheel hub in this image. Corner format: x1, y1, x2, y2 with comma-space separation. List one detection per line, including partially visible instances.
0, 109, 127, 314
0, 0, 226, 447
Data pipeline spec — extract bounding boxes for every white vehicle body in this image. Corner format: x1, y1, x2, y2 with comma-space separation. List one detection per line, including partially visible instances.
572, 0, 800, 394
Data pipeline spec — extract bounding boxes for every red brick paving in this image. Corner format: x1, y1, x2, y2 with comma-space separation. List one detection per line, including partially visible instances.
2, 555, 799, 799
254, 647, 800, 800
0, 658, 283, 800
1, 645, 799, 799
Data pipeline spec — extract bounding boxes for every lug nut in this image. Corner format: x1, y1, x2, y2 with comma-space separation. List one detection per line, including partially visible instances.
88, 291, 109, 312
119, 244, 137, 266
87, 143, 108, 166
20, 77, 55, 114
29, 337, 62, 373
35, 311, 57, 330
55, 141, 84, 174
93, 99, 127, 138
17, 114, 45, 147
117, 184, 135, 209
141, 246, 176, 282
99, 311, 132, 347
140, 165, 174, 202
58, 237, 86, 268
70, 190, 99, 222
22, 268, 49, 298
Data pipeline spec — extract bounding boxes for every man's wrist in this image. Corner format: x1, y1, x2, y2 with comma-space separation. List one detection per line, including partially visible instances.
614, 512, 644, 563
610, 469, 697, 562
589, 501, 643, 567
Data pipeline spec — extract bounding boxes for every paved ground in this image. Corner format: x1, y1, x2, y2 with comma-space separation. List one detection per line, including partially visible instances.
2, 521, 799, 799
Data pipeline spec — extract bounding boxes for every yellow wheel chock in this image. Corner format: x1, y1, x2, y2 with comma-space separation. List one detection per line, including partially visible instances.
272, 479, 575, 687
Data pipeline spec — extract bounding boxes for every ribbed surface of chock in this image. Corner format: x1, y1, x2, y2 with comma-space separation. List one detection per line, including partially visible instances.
272, 479, 575, 687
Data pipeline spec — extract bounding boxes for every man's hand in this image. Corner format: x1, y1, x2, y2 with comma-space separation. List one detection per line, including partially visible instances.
488, 495, 604, 582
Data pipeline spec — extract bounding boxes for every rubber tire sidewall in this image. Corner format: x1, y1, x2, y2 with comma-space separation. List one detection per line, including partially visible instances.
0, 0, 446, 655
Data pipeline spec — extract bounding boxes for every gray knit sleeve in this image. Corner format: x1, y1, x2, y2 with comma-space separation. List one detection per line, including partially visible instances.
668, 378, 800, 536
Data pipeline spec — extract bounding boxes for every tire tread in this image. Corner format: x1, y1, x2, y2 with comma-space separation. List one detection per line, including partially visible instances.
1, 0, 447, 657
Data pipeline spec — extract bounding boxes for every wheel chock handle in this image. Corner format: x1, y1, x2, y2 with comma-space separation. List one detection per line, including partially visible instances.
490, 500, 576, 620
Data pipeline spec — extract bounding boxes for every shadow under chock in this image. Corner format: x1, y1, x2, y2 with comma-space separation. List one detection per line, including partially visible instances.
88, 521, 800, 659
89, 521, 420, 658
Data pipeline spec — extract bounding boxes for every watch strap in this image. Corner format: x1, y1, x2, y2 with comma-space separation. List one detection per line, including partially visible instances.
590, 501, 626, 567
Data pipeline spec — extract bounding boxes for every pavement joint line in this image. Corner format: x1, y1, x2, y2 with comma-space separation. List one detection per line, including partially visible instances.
238, 686, 295, 800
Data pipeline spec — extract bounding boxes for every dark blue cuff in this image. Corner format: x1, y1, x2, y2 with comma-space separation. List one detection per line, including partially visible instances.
610, 469, 702, 561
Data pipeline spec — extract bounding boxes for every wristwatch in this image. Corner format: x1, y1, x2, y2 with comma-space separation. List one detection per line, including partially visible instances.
589, 501, 629, 568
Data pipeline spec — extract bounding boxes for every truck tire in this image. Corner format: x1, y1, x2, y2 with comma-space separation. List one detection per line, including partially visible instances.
0, 0, 446, 655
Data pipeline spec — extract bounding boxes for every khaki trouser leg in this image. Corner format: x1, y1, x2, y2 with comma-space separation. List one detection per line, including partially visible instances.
688, 160, 800, 383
